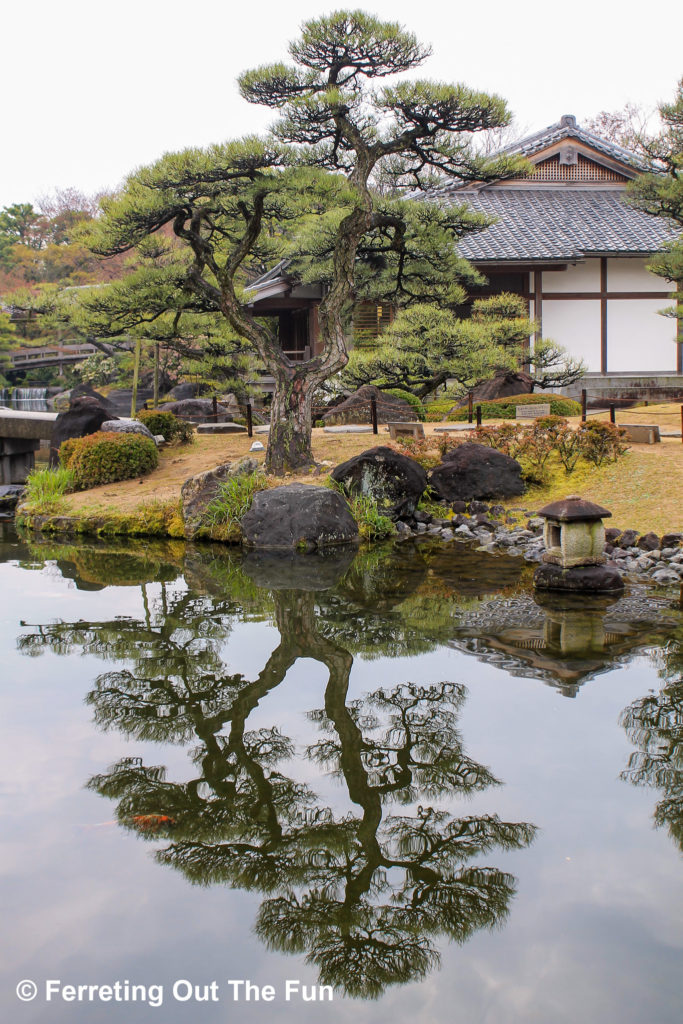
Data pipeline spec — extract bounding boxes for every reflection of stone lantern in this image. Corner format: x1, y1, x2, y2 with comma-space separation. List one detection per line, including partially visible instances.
533, 495, 624, 593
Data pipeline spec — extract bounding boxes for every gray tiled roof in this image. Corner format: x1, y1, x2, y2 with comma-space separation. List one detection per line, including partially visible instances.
448, 189, 679, 263
496, 115, 645, 170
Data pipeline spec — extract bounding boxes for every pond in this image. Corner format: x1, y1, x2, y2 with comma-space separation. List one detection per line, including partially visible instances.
1, 525, 681, 1023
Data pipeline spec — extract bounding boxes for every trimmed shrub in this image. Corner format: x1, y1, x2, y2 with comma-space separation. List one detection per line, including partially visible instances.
381, 389, 426, 421
448, 392, 582, 421
473, 416, 628, 481
60, 432, 159, 489
136, 409, 194, 444
577, 421, 629, 465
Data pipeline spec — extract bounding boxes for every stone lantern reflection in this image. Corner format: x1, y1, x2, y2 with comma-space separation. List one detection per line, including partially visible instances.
533, 495, 624, 593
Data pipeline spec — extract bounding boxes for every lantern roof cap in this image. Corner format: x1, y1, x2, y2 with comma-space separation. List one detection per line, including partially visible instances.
536, 495, 612, 522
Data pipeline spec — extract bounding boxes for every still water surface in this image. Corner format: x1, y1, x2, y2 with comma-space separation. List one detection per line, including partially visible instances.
1, 526, 681, 1023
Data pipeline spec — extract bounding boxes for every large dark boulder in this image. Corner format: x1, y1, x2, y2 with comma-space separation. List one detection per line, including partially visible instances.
51, 383, 115, 414
323, 385, 415, 425
158, 397, 238, 422
168, 382, 210, 401
331, 445, 427, 518
241, 484, 358, 550
454, 369, 533, 407
533, 563, 624, 593
429, 442, 525, 502
49, 396, 115, 466
103, 388, 154, 416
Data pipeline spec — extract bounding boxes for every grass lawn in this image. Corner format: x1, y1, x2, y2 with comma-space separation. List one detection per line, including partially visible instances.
57, 403, 683, 535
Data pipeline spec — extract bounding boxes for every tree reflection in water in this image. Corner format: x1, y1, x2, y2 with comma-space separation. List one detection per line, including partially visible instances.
620, 640, 683, 852
18, 556, 536, 998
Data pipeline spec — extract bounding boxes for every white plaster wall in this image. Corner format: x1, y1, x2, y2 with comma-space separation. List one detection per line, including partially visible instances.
542, 260, 601, 293
607, 299, 678, 371
541, 300, 602, 371
607, 257, 669, 292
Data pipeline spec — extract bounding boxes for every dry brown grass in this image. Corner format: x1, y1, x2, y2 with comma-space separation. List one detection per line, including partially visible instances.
59, 406, 683, 534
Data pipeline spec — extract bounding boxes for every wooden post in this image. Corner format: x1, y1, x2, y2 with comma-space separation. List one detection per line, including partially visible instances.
581, 389, 587, 423
680, 405, 683, 445
153, 343, 160, 409
246, 403, 253, 438
370, 395, 378, 434
468, 391, 473, 424
212, 396, 218, 423
476, 404, 482, 428
609, 404, 616, 424
130, 337, 142, 418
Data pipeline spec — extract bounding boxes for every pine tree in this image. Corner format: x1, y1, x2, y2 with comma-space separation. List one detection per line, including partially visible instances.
71, 11, 526, 474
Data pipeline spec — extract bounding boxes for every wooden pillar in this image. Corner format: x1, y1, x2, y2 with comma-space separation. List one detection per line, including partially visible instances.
531, 269, 542, 369
309, 304, 320, 357
677, 281, 682, 374
370, 395, 378, 434
600, 258, 608, 373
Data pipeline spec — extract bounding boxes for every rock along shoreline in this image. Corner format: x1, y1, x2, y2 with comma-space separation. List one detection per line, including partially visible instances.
12, 493, 683, 590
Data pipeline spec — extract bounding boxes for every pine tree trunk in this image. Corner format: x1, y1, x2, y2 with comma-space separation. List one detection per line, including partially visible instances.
266, 370, 317, 476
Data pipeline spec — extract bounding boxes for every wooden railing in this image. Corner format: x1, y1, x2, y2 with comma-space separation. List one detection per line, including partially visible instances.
10, 344, 97, 368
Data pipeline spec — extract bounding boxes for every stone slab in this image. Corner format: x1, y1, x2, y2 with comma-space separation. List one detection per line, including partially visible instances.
433, 424, 476, 432
0, 410, 58, 440
196, 422, 247, 434
516, 403, 550, 418
387, 421, 425, 440
620, 423, 661, 444
323, 425, 373, 434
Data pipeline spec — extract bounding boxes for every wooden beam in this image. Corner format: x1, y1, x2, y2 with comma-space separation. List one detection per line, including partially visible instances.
531, 269, 542, 369
541, 291, 671, 300
678, 281, 683, 374
475, 263, 569, 273
600, 258, 608, 373
248, 297, 316, 311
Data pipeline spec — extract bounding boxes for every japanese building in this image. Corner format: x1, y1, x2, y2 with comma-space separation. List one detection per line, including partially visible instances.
247, 115, 682, 395
443, 114, 681, 388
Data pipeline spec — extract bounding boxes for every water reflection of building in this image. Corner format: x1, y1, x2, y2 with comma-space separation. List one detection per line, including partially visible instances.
449, 593, 680, 697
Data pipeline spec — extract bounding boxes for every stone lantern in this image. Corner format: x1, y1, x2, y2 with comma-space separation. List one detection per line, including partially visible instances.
533, 495, 624, 593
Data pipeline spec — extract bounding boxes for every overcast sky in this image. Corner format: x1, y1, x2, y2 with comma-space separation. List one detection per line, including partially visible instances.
3, 0, 681, 210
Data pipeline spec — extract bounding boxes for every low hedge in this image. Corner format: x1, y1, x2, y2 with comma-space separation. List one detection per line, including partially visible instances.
136, 409, 194, 443
447, 392, 581, 421
381, 389, 426, 421
424, 399, 456, 422
60, 432, 159, 489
